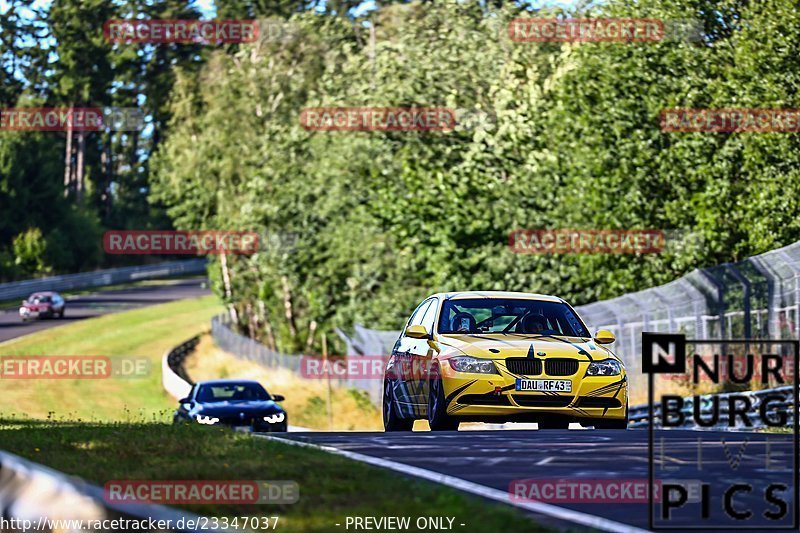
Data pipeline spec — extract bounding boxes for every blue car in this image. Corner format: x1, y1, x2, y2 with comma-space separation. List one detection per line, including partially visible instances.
173, 379, 287, 432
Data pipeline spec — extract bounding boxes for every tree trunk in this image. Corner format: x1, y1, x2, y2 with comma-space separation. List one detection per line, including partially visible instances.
75, 131, 85, 204
281, 275, 297, 339
63, 107, 73, 198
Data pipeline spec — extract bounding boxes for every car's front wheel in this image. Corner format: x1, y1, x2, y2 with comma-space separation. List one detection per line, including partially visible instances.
383, 380, 413, 431
427, 372, 459, 431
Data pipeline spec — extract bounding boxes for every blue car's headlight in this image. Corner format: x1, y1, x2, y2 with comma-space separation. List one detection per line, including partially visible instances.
585, 359, 622, 376
196, 414, 220, 425
263, 412, 285, 424
448, 356, 497, 374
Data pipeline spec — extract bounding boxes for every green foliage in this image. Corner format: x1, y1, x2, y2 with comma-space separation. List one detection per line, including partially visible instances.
12, 228, 51, 276
147, 0, 800, 353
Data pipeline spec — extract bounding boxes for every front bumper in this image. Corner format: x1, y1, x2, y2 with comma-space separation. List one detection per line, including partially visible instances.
439, 362, 627, 421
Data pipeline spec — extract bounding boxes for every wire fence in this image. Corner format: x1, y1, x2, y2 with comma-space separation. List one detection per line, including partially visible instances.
333, 240, 800, 403
210, 315, 384, 402
211, 314, 301, 372
212, 239, 800, 406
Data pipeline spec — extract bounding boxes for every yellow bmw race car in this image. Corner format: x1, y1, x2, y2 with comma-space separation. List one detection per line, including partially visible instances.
382, 291, 628, 431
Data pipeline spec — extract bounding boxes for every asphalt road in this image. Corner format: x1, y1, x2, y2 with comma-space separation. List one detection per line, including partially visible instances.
282, 429, 797, 531
0, 278, 210, 344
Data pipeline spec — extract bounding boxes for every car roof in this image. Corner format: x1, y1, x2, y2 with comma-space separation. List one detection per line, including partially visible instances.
430, 291, 564, 303
196, 379, 262, 386
29, 291, 57, 297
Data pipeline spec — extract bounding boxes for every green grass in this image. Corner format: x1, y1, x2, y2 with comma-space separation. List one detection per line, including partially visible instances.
0, 421, 545, 532
0, 294, 222, 421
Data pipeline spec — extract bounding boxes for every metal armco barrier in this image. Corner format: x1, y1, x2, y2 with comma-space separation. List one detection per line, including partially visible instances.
0, 448, 208, 532
162, 335, 201, 400
629, 385, 796, 430
0, 259, 206, 302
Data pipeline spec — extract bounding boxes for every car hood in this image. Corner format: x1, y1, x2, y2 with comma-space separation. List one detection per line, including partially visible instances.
193, 400, 283, 415
436, 334, 618, 362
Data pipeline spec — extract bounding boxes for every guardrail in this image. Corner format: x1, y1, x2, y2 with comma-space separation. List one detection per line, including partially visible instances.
162, 335, 201, 400
628, 385, 796, 430
0, 444, 207, 532
0, 259, 207, 302
210, 314, 301, 372
211, 314, 383, 404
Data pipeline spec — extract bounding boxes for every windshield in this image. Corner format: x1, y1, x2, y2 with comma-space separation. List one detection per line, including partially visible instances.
196, 383, 270, 402
438, 298, 590, 337
31, 295, 51, 303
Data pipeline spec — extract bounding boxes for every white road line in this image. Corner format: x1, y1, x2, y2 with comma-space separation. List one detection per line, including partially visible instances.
255, 434, 652, 533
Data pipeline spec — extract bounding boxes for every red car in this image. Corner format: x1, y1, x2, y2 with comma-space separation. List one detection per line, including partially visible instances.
19, 291, 66, 321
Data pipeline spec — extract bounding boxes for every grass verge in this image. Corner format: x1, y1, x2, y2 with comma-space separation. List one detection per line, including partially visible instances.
0, 294, 222, 421
0, 421, 546, 533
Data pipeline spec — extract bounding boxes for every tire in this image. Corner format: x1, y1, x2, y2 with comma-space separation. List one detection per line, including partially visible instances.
538, 419, 570, 429
383, 380, 413, 431
427, 372, 459, 431
58, 307, 65, 318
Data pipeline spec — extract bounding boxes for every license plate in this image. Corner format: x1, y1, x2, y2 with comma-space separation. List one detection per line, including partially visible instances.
515, 379, 572, 392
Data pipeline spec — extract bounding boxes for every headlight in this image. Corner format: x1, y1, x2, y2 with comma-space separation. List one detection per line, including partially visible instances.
263, 413, 285, 424
196, 414, 219, 425
448, 356, 497, 374
586, 359, 622, 376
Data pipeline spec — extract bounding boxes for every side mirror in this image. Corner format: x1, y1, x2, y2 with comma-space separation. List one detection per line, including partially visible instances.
594, 329, 616, 345
272, 394, 285, 402
406, 324, 430, 339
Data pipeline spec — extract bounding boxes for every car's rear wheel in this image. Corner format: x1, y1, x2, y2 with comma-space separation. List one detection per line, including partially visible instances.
428, 372, 459, 431
383, 380, 413, 431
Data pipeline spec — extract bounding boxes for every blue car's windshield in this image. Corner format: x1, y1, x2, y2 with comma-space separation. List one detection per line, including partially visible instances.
196, 383, 270, 402
438, 298, 590, 337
